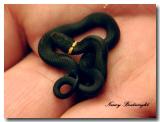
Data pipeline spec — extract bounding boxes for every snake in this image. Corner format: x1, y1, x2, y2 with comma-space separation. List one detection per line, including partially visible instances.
38, 12, 120, 99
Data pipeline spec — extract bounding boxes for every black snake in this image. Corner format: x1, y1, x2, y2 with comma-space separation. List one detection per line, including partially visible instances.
38, 12, 120, 99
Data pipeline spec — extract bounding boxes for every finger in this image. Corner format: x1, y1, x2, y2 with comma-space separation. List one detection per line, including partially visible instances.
6, 4, 107, 55
102, 4, 155, 16
4, 53, 76, 118
4, 6, 29, 71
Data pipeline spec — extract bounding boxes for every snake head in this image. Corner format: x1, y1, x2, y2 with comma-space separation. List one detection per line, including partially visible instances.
50, 32, 75, 53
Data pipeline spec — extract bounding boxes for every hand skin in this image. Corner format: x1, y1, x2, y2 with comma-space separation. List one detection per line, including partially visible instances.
4, 4, 156, 118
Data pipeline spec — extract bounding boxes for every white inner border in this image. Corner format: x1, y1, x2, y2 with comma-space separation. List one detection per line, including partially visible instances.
1, 1, 159, 122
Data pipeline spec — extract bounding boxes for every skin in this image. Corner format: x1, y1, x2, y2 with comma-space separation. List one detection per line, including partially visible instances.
4, 4, 156, 118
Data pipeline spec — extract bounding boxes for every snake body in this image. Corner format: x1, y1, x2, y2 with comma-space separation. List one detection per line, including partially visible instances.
38, 12, 120, 99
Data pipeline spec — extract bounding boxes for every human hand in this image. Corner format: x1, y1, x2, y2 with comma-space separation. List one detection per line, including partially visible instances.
4, 4, 156, 118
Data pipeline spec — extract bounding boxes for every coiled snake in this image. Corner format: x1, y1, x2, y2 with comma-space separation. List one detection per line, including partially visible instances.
38, 12, 120, 99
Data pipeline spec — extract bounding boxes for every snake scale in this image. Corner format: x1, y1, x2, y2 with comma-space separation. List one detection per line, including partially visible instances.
38, 12, 120, 99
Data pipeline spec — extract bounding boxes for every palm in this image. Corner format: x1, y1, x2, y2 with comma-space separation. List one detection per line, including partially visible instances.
4, 5, 156, 118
